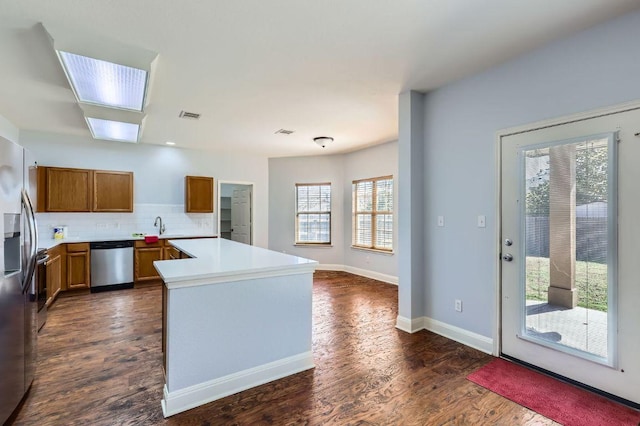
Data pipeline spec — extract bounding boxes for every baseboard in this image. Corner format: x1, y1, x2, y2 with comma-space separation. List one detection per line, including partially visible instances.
395, 315, 493, 354
317, 264, 398, 285
423, 317, 493, 354
395, 315, 425, 333
344, 266, 398, 285
315, 264, 345, 272
161, 351, 314, 417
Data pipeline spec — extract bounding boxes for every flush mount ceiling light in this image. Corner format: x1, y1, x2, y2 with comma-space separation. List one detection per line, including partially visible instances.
313, 136, 334, 148
42, 23, 157, 142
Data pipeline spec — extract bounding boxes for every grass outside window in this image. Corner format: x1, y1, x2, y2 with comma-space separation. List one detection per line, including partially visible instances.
526, 256, 608, 312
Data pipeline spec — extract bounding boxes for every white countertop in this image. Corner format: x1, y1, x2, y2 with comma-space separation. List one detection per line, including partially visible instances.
38, 233, 216, 250
155, 238, 318, 289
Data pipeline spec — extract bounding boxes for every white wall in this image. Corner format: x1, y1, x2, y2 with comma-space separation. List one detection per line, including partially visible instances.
20, 131, 270, 248
408, 10, 640, 339
0, 113, 19, 143
269, 141, 398, 279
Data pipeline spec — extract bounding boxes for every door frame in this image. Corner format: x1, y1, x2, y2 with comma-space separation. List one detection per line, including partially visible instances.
217, 180, 254, 245
493, 99, 640, 357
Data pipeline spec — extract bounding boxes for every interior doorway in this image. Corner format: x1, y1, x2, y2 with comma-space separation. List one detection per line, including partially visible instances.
218, 181, 253, 245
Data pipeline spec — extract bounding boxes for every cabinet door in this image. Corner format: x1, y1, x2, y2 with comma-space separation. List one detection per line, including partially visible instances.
46, 253, 62, 306
67, 251, 90, 289
164, 246, 180, 260
185, 176, 214, 213
45, 167, 92, 212
135, 247, 163, 282
93, 170, 134, 212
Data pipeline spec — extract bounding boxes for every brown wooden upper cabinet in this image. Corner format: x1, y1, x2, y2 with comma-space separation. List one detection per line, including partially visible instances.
185, 176, 214, 213
93, 170, 134, 212
38, 167, 92, 212
37, 166, 133, 213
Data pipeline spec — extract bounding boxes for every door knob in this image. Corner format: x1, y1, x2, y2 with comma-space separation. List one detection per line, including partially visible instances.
504, 238, 513, 246
503, 253, 513, 262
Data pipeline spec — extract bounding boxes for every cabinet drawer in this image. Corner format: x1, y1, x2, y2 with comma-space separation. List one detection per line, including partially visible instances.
135, 240, 163, 248
66, 242, 89, 252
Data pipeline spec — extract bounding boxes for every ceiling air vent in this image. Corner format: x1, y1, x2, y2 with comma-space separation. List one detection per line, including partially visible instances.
179, 110, 201, 120
275, 129, 295, 135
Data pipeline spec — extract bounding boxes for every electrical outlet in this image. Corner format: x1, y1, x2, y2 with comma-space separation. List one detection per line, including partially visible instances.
437, 216, 445, 227
477, 215, 486, 228
365, 256, 370, 264
455, 299, 462, 312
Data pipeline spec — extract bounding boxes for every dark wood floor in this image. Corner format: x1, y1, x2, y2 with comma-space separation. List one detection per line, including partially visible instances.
12, 271, 556, 425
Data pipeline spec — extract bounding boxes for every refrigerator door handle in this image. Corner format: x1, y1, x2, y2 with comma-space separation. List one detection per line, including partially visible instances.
21, 188, 38, 290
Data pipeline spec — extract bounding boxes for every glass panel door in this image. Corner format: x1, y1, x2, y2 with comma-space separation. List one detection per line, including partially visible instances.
500, 107, 640, 404
521, 133, 616, 366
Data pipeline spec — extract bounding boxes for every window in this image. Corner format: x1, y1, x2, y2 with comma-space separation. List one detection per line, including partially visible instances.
295, 183, 331, 244
352, 176, 393, 251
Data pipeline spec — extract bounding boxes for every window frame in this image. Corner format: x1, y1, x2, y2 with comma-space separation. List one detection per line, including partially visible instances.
295, 182, 332, 245
352, 175, 394, 252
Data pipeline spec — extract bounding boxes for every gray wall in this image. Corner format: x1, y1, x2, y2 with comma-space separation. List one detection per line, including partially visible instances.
269, 154, 345, 266
20, 131, 270, 248
414, 10, 640, 338
343, 142, 398, 276
269, 141, 398, 277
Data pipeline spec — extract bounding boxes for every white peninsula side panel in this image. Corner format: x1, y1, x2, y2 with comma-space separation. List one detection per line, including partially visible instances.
155, 238, 317, 417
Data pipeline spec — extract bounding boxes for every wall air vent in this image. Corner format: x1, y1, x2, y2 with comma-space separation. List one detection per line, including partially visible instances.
275, 129, 295, 135
179, 110, 201, 120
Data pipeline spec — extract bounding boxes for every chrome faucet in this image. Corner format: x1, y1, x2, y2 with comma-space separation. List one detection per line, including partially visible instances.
154, 216, 166, 235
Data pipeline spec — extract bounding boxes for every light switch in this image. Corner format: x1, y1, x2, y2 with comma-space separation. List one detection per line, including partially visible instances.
477, 215, 486, 228
437, 216, 444, 227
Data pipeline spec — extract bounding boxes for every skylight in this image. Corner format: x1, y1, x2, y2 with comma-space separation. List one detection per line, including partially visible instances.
58, 51, 148, 111
86, 117, 140, 143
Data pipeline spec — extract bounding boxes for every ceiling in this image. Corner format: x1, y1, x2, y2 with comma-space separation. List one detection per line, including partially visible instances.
1, 1, 639, 157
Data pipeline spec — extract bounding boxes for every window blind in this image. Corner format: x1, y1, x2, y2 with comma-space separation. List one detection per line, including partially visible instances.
353, 176, 393, 251
295, 183, 331, 244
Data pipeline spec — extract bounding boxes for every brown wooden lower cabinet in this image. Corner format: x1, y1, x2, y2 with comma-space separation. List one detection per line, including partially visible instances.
46, 239, 205, 296
66, 243, 90, 289
46, 246, 63, 306
165, 245, 180, 260
135, 241, 164, 282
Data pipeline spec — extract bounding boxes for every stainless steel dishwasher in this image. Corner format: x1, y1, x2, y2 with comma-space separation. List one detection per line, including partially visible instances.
90, 240, 134, 292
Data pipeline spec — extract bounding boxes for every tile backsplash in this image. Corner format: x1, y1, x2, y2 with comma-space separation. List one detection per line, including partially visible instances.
36, 204, 215, 240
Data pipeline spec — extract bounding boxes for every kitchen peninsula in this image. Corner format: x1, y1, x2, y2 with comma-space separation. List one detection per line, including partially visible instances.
155, 238, 317, 417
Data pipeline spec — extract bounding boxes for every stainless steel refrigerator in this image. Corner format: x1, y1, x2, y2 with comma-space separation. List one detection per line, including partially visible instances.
1, 135, 39, 424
